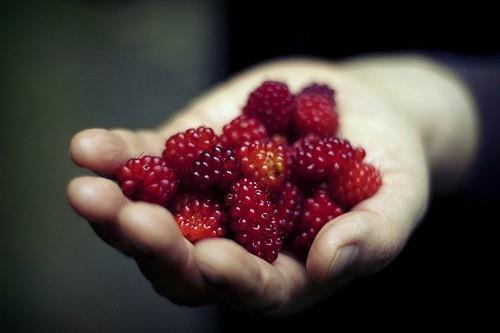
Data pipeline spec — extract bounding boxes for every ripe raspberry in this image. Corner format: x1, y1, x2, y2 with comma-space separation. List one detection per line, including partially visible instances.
189, 146, 240, 191
292, 190, 344, 258
293, 136, 364, 182
299, 83, 335, 101
243, 81, 296, 134
328, 160, 382, 208
227, 179, 283, 262
162, 126, 219, 180
294, 94, 338, 137
220, 115, 268, 149
174, 196, 226, 242
237, 141, 288, 190
116, 155, 178, 205
273, 182, 304, 238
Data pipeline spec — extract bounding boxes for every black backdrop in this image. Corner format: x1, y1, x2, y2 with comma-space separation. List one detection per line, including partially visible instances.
225, 2, 499, 73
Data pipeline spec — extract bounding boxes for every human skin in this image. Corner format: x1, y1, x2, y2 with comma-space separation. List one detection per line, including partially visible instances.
67, 56, 478, 315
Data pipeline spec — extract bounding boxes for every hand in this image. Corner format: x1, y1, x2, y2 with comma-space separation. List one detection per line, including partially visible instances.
67, 57, 477, 315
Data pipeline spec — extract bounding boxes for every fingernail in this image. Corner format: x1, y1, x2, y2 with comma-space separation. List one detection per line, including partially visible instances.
327, 245, 359, 280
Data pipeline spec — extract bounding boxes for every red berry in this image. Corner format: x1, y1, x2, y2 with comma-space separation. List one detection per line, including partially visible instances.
237, 141, 288, 190
243, 81, 295, 134
220, 115, 268, 149
227, 179, 283, 262
162, 126, 219, 180
292, 190, 344, 258
299, 83, 335, 101
273, 182, 304, 238
293, 136, 364, 182
328, 160, 382, 208
294, 94, 338, 137
190, 146, 240, 191
116, 155, 178, 205
174, 196, 226, 242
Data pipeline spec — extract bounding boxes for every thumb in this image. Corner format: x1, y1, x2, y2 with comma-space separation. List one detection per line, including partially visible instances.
306, 167, 429, 283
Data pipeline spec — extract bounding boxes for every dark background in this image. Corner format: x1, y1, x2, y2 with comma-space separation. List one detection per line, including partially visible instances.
1, 1, 497, 332
226, 2, 500, 72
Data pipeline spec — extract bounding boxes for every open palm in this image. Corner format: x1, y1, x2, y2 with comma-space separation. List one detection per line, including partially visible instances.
67, 59, 432, 315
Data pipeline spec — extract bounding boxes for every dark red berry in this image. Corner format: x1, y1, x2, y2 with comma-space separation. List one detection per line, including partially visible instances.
116, 155, 178, 205
190, 146, 240, 191
292, 190, 344, 258
220, 115, 268, 149
293, 136, 363, 181
273, 182, 304, 238
227, 178, 283, 262
162, 126, 219, 180
243, 81, 295, 134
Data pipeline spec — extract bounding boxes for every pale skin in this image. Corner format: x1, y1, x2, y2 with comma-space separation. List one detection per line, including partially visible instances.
67, 56, 478, 315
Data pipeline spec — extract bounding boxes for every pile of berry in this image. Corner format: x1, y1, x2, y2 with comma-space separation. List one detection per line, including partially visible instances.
115, 81, 381, 263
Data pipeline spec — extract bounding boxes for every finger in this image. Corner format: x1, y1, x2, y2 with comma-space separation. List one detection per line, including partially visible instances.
67, 176, 127, 222
67, 176, 133, 254
70, 128, 164, 176
307, 166, 429, 284
193, 239, 310, 314
117, 202, 211, 304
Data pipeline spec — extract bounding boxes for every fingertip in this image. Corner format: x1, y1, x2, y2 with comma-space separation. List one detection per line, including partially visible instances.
118, 202, 185, 258
67, 176, 127, 222
70, 128, 128, 175
306, 213, 367, 283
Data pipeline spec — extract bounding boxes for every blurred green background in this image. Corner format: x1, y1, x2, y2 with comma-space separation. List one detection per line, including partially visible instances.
0, 1, 225, 331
